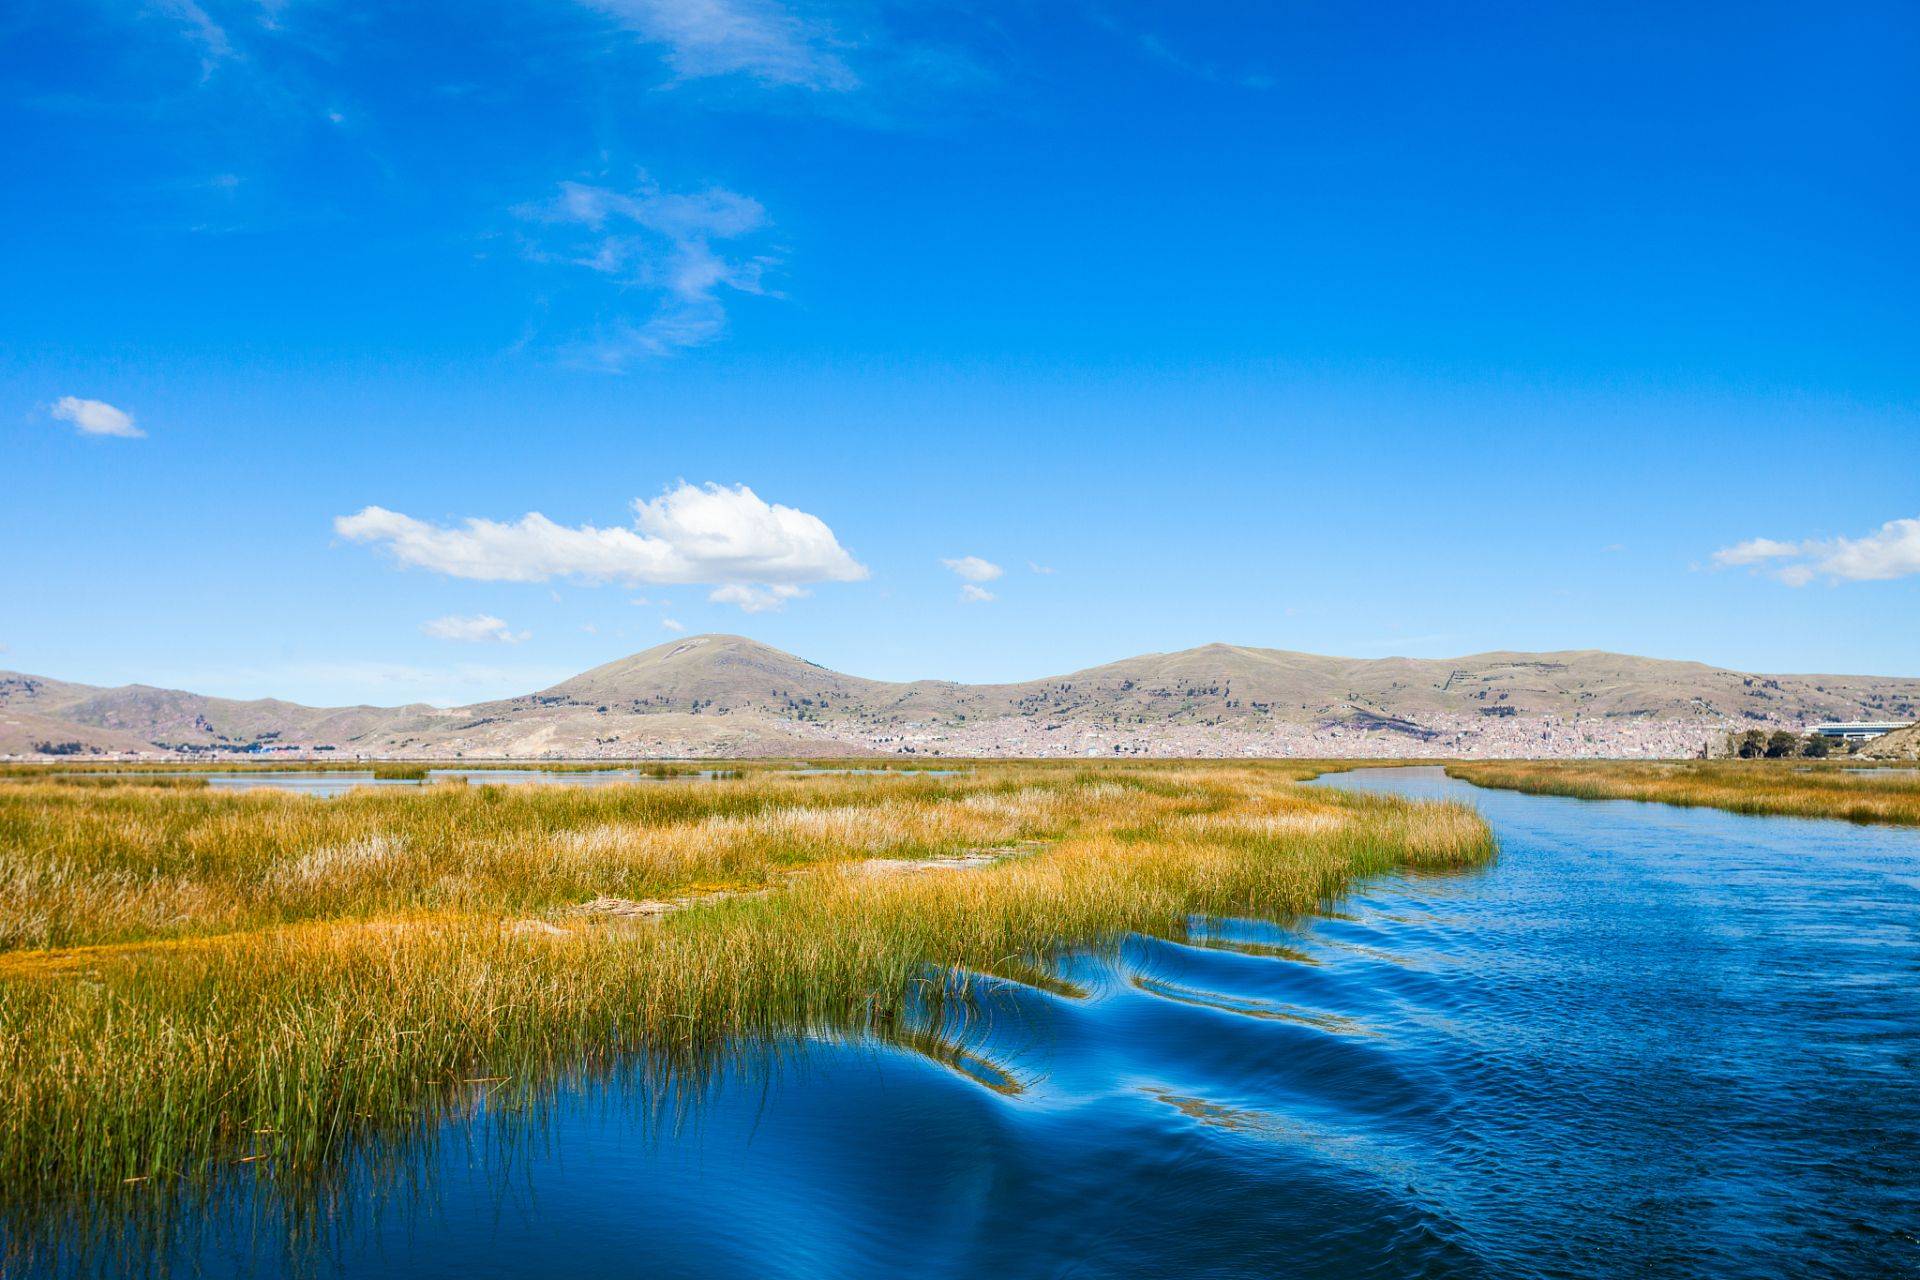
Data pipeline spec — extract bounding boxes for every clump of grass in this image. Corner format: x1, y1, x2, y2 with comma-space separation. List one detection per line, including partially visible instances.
1446, 759, 1920, 826
368, 763, 431, 781
0, 762, 1492, 1209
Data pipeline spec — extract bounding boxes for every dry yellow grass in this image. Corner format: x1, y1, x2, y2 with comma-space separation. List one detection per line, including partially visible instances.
1445, 759, 1920, 825
0, 761, 1492, 1207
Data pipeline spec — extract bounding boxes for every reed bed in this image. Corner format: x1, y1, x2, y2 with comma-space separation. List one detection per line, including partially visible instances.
1446, 759, 1920, 826
23, 775, 211, 792
0, 760, 753, 778
0, 761, 1492, 1208
367, 763, 430, 781
0, 762, 367, 777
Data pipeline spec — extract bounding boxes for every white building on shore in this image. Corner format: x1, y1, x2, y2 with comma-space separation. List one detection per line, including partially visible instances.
1805, 721, 1913, 743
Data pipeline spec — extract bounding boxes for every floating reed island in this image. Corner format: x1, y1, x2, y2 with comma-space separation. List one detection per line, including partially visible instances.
1446, 759, 1920, 826
0, 762, 1491, 1208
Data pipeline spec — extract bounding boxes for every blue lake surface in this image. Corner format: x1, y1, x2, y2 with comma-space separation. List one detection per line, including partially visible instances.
21, 767, 1920, 1277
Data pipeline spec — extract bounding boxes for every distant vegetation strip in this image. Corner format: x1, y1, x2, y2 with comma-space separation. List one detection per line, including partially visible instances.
0, 760, 745, 777
1445, 759, 1920, 826
0, 762, 1491, 1208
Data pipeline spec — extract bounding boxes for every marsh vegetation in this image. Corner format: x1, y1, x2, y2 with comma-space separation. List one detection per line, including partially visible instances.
0, 761, 1490, 1212
1446, 758, 1920, 825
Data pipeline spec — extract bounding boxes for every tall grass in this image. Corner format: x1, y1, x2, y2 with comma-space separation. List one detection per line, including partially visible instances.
0, 762, 1492, 1209
0, 760, 748, 778
1446, 759, 1920, 825
367, 763, 430, 781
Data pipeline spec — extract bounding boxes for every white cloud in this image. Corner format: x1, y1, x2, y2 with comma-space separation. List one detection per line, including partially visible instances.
1711, 537, 1801, 568
1711, 518, 1920, 585
578, 0, 857, 90
708, 583, 807, 613
50, 396, 144, 438
335, 483, 867, 597
959, 584, 995, 603
420, 614, 530, 644
1028, 561, 1055, 575
661, 618, 686, 632
942, 555, 1003, 583
517, 176, 777, 366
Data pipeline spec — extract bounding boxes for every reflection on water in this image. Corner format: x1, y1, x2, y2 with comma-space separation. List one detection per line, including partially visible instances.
10, 768, 1920, 1278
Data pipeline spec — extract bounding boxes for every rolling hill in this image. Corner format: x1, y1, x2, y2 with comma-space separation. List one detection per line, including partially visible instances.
4, 634, 1916, 759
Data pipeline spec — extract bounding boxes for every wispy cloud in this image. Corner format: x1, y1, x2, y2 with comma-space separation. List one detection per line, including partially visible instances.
708, 583, 808, 612
1027, 561, 1055, 575
1086, 8, 1273, 91
420, 614, 530, 644
1713, 538, 1803, 567
942, 555, 1003, 583
959, 583, 995, 603
337, 482, 867, 602
49, 396, 144, 438
1711, 518, 1920, 586
578, 0, 857, 91
661, 617, 686, 632
517, 176, 777, 367
152, 0, 234, 78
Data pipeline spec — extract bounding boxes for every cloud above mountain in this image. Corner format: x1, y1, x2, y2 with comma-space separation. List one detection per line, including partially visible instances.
421, 614, 530, 644
336, 482, 867, 606
1713, 517, 1920, 586
708, 583, 808, 612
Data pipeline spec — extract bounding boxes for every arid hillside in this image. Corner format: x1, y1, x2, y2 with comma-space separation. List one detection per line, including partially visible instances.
5, 634, 1916, 759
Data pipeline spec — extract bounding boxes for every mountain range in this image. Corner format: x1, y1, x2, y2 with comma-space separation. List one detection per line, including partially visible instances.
5, 635, 1917, 759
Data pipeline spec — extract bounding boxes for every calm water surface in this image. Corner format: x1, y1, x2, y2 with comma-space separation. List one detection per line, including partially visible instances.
24, 767, 1920, 1277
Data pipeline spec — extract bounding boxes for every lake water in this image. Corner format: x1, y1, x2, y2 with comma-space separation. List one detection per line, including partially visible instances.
16, 767, 1920, 1277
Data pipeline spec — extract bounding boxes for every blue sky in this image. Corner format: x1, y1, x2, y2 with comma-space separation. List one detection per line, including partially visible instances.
4, 0, 1916, 705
